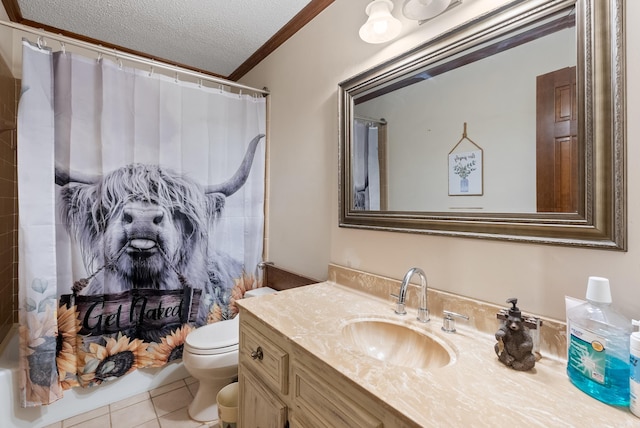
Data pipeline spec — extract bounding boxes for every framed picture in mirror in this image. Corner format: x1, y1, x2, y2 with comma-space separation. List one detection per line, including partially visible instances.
448, 149, 482, 196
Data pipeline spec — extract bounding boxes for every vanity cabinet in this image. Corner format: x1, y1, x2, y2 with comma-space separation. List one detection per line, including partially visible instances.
239, 277, 640, 427
238, 310, 391, 428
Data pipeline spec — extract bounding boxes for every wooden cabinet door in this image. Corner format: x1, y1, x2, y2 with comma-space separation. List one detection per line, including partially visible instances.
291, 364, 382, 428
536, 66, 579, 213
239, 365, 288, 428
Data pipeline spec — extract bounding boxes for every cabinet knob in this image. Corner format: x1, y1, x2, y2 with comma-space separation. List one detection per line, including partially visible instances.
251, 346, 263, 360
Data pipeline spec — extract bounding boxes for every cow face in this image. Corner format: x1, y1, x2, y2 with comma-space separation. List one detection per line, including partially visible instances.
55, 134, 264, 295
104, 199, 184, 285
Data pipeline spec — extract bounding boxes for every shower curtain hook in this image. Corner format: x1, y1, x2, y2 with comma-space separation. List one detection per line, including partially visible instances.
149, 66, 154, 77
97, 52, 103, 63
37, 36, 44, 49
198, 79, 203, 88
219, 84, 223, 93
60, 41, 66, 55
238, 89, 242, 98
175, 72, 179, 83
113, 48, 123, 69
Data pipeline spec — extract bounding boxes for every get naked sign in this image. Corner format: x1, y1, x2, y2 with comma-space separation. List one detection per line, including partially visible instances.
60, 287, 201, 339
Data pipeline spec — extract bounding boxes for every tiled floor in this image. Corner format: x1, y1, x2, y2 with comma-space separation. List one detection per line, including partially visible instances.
43, 377, 220, 428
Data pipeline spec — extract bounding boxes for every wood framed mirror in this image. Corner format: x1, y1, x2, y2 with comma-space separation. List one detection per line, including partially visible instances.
338, 0, 625, 250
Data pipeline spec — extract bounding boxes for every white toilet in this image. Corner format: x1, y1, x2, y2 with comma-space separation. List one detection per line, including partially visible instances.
182, 287, 277, 422
183, 315, 239, 422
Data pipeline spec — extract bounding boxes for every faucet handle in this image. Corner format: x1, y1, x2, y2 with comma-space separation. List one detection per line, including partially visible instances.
441, 310, 469, 333
390, 293, 407, 315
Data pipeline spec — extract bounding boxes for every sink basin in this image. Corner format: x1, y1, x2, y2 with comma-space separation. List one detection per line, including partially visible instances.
341, 319, 453, 369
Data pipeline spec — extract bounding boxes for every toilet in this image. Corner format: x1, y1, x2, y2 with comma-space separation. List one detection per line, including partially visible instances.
182, 287, 277, 422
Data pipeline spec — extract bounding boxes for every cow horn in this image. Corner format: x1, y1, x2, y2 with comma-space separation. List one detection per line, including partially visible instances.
55, 164, 100, 186
205, 134, 265, 196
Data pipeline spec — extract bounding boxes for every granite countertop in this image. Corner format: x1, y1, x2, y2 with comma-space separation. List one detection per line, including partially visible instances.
238, 281, 638, 427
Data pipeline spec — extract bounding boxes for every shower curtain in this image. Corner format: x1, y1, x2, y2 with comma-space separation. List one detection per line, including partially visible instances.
353, 119, 381, 210
17, 40, 266, 407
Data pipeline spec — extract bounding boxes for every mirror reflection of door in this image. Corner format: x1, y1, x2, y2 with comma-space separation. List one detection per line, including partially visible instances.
353, 118, 388, 210
536, 66, 578, 213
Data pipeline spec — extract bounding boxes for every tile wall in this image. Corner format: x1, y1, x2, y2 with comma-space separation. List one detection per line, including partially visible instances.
0, 51, 17, 344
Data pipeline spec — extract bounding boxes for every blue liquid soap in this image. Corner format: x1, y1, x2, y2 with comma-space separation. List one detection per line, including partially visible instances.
567, 355, 630, 406
566, 277, 632, 406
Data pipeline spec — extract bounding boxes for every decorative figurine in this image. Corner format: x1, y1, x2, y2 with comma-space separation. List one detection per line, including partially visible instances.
495, 298, 536, 371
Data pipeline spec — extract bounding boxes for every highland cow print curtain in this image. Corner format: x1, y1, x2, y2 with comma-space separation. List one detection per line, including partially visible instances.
17, 40, 266, 407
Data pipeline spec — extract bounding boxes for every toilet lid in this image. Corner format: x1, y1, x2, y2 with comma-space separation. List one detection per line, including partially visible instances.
185, 315, 239, 355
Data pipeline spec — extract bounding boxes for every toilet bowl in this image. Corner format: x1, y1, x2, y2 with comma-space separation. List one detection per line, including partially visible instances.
182, 287, 277, 422
182, 315, 240, 422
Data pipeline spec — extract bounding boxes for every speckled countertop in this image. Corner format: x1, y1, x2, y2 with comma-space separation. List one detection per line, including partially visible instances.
238, 266, 639, 427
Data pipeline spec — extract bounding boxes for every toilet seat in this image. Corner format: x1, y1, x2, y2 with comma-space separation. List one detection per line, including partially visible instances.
184, 316, 239, 355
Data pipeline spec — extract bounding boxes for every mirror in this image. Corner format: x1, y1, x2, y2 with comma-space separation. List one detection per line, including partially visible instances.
339, 0, 626, 250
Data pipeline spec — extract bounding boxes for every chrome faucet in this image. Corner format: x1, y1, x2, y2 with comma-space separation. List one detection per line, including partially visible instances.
394, 267, 430, 323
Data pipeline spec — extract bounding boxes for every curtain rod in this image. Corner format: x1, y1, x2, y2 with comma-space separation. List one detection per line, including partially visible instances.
355, 115, 387, 125
0, 20, 270, 96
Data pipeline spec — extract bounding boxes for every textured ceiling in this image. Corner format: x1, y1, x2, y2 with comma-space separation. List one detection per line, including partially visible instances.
11, 0, 319, 79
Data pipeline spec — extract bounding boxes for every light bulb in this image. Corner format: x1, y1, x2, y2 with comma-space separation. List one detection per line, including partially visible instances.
373, 20, 389, 35
359, 0, 402, 44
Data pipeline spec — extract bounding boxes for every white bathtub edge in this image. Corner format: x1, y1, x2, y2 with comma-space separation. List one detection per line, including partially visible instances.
0, 324, 190, 428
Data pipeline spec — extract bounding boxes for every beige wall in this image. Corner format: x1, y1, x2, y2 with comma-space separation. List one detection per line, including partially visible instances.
240, 0, 640, 321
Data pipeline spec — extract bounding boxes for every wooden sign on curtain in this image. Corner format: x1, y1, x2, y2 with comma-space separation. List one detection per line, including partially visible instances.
448, 123, 483, 196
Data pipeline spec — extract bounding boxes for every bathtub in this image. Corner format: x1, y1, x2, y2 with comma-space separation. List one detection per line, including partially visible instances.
0, 324, 190, 428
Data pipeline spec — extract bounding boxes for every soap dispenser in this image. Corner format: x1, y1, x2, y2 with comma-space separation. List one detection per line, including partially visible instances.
494, 298, 536, 371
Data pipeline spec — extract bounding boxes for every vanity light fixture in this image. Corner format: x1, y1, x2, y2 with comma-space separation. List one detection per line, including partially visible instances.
359, 0, 402, 44
402, 0, 457, 21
